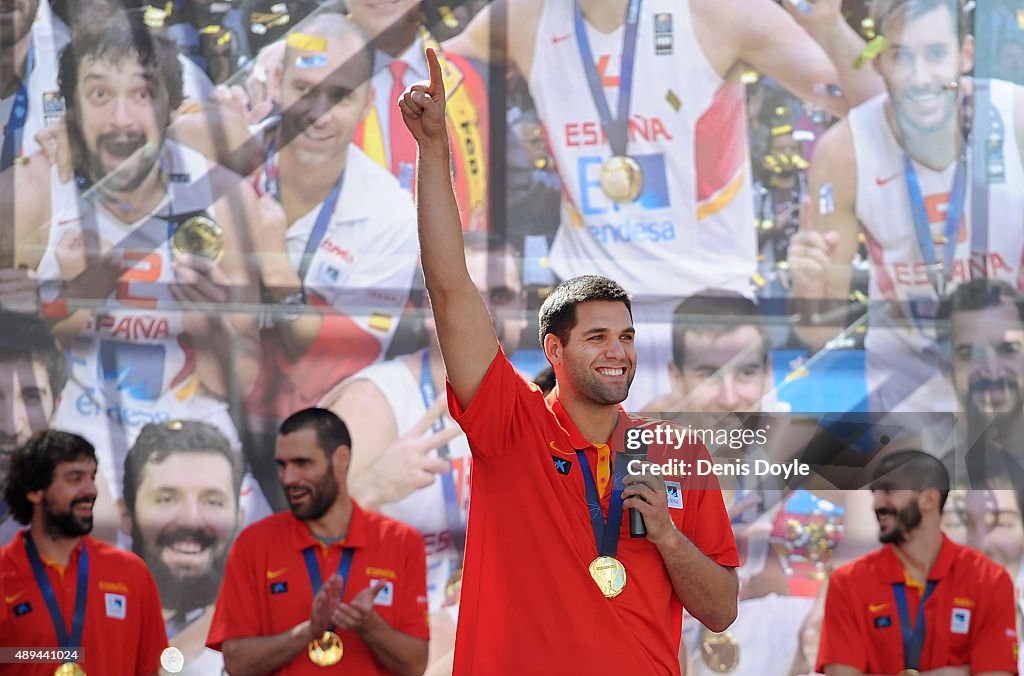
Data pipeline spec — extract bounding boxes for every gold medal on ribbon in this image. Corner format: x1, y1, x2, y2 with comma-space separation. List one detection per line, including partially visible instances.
307, 630, 344, 666
701, 629, 740, 673
588, 555, 626, 598
171, 215, 224, 263
599, 155, 643, 203
53, 664, 86, 676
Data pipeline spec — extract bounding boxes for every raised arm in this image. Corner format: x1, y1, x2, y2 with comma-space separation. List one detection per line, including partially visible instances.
701, 0, 849, 116
781, 0, 885, 108
399, 49, 499, 409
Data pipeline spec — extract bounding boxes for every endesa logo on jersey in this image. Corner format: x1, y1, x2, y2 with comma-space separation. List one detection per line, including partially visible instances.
575, 153, 677, 245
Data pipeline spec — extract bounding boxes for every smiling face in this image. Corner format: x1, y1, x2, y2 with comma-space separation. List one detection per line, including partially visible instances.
276, 428, 347, 521
29, 457, 97, 538
71, 54, 169, 191
547, 301, 636, 406
129, 451, 240, 612
876, 3, 973, 138
873, 488, 925, 544
949, 303, 1024, 423
278, 30, 372, 166
674, 326, 770, 415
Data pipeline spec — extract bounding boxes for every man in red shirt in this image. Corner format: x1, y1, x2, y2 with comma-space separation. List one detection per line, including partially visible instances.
206, 407, 429, 675
817, 450, 1019, 675
399, 50, 739, 674
0, 430, 168, 675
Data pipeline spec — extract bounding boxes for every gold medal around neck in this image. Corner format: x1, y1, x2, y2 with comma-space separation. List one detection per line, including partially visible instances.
53, 664, 86, 676
308, 630, 344, 666
701, 629, 740, 673
171, 215, 224, 263
589, 556, 627, 598
599, 155, 644, 203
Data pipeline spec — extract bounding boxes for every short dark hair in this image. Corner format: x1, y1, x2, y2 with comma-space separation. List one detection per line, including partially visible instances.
0, 312, 68, 397
122, 420, 242, 514
538, 275, 631, 346
59, 10, 184, 121
671, 291, 768, 370
939, 278, 1024, 322
870, 449, 951, 510
871, 0, 971, 43
4, 430, 96, 525
279, 408, 352, 456
937, 279, 1024, 346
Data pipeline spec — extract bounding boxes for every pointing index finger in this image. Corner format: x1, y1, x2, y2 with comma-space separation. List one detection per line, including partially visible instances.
425, 47, 444, 97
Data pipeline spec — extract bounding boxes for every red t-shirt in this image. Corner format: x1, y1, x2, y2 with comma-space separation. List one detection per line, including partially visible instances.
817, 535, 1019, 674
207, 500, 429, 675
448, 349, 739, 674
0, 531, 167, 676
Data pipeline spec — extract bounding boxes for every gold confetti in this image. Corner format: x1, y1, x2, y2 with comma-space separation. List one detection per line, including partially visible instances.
144, 6, 167, 28
1018, 9, 1024, 30
853, 35, 888, 70
665, 89, 681, 111
740, 69, 760, 85
439, 6, 459, 29
860, 17, 876, 39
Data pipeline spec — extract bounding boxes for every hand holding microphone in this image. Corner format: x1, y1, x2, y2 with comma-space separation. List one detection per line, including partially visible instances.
622, 428, 680, 545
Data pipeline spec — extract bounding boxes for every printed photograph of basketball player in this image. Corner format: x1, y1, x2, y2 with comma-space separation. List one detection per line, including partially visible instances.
121, 419, 243, 675
445, 0, 854, 410
789, 0, 1024, 415
1, 10, 264, 521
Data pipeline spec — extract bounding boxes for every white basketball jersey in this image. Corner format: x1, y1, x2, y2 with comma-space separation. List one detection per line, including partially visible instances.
849, 81, 1024, 412
532, 0, 756, 298
346, 352, 470, 612
40, 141, 242, 495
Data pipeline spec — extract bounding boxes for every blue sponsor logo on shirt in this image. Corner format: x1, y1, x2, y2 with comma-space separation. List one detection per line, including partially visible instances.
552, 456, 573, 476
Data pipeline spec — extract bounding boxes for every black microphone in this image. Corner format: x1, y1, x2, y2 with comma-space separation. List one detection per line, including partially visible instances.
623, 443, 648, 538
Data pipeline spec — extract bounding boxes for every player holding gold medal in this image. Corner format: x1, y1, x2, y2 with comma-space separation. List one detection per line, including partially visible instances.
401, 47, 740, 675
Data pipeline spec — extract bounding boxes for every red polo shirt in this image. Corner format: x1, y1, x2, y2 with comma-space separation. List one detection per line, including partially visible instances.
0, 531, 167, 676
207, 500, 429, 675
817, 535, 1019, 674
448, 349, 738, 675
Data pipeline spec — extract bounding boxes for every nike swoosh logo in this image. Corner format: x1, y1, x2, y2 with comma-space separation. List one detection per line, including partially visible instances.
5, 591, 24, 604
552, 33, 572, 44
266, 568, 288, 579
875, 172, 902, 186
868, 602, 889, 613
549, 441, 573, 457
